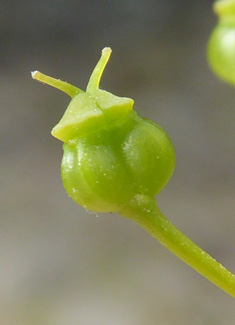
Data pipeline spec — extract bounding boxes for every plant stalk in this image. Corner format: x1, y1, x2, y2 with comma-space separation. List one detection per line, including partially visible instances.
121, 194, 235, 298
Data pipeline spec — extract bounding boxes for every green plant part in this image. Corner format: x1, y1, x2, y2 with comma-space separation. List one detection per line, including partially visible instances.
208, 0, 235, 84
32, 47, 235, 298
32, 48, 175, 212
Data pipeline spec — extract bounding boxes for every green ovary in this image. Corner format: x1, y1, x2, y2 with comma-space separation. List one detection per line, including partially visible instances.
61, 116, 175, 213
32, 47, 175, 212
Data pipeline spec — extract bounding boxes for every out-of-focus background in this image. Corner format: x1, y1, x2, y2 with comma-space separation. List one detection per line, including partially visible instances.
1, 0, 235, 324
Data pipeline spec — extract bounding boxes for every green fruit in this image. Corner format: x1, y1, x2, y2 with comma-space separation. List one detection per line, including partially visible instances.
32, 48, 175, 213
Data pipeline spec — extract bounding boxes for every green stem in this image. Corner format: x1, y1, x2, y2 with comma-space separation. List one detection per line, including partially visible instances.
31, 71, 83, 98
121, 194, 235, 298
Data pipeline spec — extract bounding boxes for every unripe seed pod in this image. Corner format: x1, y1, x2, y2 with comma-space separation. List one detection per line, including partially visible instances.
32, 48, 175, 213
208, 0, 235, 84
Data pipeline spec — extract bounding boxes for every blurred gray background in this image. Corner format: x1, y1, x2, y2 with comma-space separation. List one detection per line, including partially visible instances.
1, 0, 235, 324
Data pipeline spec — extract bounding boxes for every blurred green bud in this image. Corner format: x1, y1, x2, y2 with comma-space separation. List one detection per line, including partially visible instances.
208, 0, 235, 84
